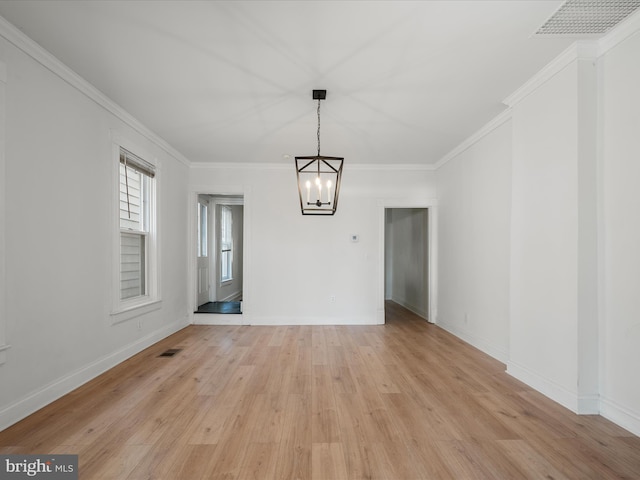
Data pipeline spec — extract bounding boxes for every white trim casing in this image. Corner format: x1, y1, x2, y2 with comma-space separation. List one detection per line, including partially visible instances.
0, 58, 7, 365
188, 185, 252, 325
377, 197, 438, 326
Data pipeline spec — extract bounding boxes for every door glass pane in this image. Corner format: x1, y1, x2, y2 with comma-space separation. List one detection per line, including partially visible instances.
198, 203, 208, 257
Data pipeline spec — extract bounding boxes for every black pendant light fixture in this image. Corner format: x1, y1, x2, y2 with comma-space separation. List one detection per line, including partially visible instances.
295, 90, 344, 215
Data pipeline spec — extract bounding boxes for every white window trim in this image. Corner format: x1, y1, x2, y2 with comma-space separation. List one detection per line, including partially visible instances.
220, 204, 233, 283
110, 133, 161, 323
0, 60, 9, 365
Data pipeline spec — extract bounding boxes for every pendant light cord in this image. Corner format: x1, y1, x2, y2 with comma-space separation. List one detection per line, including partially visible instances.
317, 98, 321, 157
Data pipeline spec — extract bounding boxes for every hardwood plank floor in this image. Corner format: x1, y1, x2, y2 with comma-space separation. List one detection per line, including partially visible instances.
1, 301, 639, 479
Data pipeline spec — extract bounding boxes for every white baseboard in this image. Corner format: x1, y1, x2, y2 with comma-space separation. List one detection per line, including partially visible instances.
220, 291, 242, 302
390, 297, 428, 320
438, 326, 601, 415
193, 313, 377, 326
600, 396, 640, 437
192, 313, 248, 326
0, 318, 188, 432
506, 360, 590, 414
438, 321, 508, 364
249, 315, 376, 326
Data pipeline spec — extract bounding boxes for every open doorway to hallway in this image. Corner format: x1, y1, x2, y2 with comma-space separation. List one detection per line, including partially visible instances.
195, 194, 244, 315
384, 208, 429, 321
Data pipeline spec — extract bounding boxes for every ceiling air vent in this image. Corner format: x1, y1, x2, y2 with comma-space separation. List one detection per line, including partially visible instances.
535, 0, 640, 36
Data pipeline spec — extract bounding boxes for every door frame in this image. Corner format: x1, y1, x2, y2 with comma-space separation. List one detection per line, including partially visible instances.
377, 198, 437, 324
188, 185, 251, 325
196, 196, 211, 307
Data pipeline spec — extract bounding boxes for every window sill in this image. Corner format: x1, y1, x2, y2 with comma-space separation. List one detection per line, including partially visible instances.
111, 298, 162, 325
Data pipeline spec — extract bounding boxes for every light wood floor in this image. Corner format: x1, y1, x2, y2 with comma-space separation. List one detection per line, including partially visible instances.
1, 302, 639, 479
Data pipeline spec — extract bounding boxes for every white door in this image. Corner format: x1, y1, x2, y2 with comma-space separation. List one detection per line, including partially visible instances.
197, 199, 210, 306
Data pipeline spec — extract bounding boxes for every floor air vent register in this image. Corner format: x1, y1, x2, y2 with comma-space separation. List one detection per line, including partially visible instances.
158, 348, 182, 357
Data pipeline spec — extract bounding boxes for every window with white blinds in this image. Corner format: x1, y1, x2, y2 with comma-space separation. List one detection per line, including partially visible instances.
119, 149, 155, 300
220, 205, 233, 282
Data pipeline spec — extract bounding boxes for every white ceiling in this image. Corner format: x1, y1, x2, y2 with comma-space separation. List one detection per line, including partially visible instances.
0, 1, 577, 165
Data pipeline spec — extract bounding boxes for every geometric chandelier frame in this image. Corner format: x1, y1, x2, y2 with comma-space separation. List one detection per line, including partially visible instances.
295, 90, 344, 215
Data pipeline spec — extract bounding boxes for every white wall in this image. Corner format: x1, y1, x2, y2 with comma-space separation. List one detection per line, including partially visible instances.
435, 119, 512, 362
600, 29, 640, 434
434, 28, 640, 434
385, 208, 429, 319
507, 51, 599, 414
190, 165, 436, 325
508, 61, 580, 406
0, 32, 190, 430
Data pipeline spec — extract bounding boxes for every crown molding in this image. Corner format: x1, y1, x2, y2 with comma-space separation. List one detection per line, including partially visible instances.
346, 163, 435, 171
438, 11, 640, 171
503, 41, 599, 108
435, 40, 599, 170
434, 108, 512, 170
598, 7, 640, 56
190, 162, 290, 170
190, 161, 436, 171
0, 15, 191, 168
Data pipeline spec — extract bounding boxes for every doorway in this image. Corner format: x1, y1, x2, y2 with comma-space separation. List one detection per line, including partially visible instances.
384, 208, 429, 321
194, 194, 244, 314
